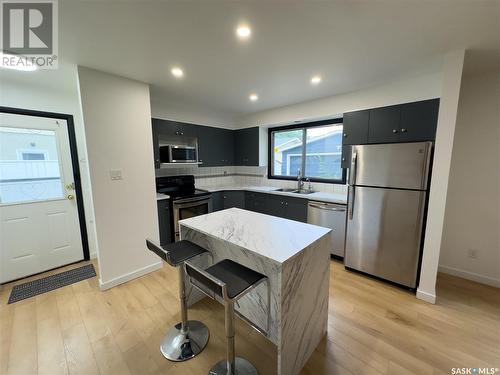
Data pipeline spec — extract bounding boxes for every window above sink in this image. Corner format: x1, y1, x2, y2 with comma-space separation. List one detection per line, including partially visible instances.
268, 119, 346, 184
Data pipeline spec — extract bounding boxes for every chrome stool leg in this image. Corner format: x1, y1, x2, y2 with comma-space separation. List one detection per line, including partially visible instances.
160, 265, 209, 361
208, 300, 257, 375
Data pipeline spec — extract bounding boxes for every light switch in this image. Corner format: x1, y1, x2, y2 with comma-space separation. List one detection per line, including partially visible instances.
109, 169, 123, 180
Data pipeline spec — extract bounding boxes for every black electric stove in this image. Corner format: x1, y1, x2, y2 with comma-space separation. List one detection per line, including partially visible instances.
156, 175, 212, 242
156, 175, 211, 201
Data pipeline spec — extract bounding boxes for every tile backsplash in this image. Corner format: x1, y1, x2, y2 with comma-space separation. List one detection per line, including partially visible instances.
155, 165, 347, 194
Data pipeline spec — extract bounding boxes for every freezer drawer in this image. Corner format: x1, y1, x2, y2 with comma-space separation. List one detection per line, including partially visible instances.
350, 142, 432, 190
307, 201, 347, 257
345, 186, 426, 288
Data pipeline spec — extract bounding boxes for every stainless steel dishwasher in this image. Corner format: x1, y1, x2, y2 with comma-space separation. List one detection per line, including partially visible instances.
307, 201, 347, 257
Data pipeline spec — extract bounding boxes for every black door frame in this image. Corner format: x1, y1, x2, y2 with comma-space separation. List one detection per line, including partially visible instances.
0, 106, 90, 260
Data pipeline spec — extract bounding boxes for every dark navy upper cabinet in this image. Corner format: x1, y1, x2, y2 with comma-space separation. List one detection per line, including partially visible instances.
235, 127, 260, 166
368, 105, 402, 144
153, 118, 197, 138
342, 110, 369, 145
399, 99, 439, 142
341, 145, 351, 169
341, 99, 440, 150
197, 126, 234, 167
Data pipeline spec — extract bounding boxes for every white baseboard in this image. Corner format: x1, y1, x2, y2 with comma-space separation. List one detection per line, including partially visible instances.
438, 265, 500, 288
99, 261, 163, 290
416, 288, 436, 304
90, 251, 97, 260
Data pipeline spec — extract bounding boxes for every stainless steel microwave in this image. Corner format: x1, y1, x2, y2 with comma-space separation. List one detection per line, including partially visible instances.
160, 145, 197, 163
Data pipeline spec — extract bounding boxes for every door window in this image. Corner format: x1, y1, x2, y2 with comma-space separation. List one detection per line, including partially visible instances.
0, 126, 64, 204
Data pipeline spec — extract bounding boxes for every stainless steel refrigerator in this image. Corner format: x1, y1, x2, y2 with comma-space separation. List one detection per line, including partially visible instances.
344, 142, 433, 289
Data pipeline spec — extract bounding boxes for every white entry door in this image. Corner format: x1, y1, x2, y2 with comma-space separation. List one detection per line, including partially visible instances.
0, 112, 84, 283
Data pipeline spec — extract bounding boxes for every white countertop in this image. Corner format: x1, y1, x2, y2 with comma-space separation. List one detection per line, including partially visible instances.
156, 193, 170, 200
198, 185, 347, 205
179, 207, 331, 263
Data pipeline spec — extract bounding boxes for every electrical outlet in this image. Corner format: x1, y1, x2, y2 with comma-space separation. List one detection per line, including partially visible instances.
109, 169, 123, 180
467, 249, 478, 259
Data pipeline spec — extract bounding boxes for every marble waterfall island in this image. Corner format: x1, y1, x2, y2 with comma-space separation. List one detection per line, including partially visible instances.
179, 207, 332, 375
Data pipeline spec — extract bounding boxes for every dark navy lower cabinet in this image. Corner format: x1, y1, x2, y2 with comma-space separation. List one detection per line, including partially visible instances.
157, 199, 172, 245
222, 191, 245, 209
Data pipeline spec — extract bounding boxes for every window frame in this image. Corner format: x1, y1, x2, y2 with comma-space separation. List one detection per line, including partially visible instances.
267, 118, 346, 184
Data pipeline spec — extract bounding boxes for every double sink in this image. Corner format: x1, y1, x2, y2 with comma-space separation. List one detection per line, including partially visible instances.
275, 188, 315, 195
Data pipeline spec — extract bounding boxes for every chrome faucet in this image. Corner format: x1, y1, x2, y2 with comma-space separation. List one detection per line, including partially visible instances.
297, 168, 304, 190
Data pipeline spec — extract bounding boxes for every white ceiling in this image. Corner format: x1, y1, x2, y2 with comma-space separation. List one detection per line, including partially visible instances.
59, 0, 499, 118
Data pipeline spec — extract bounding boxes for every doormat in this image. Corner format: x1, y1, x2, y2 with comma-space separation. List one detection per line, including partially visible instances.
7, 264, 96, 304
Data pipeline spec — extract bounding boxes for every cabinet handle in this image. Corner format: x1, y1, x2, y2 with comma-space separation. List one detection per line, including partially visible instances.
401, 128, 407, 133
343, 133, 347, 137
392, 129, 398, 134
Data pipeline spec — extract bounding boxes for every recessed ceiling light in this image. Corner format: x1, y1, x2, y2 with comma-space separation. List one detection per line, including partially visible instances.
0, 53, 37, 71
249, 93, 258, 102
311, 75, 322, 85
236, 25, 251, 39
171, 67, 184, 78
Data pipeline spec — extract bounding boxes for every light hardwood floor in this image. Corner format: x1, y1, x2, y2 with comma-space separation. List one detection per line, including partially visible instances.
1, 259, 499, 375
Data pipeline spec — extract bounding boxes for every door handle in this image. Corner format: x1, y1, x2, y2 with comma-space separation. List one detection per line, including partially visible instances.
67, 194, 75, 200
348, 186, 355, 220
349, 150, 357, 185
309, 203, 346, 211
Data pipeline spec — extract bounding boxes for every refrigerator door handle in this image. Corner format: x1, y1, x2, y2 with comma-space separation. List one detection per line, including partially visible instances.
349, 151, 357, 185
348, 186, 355, 220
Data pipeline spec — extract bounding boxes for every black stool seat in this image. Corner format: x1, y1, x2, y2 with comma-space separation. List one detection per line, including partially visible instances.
204, 259, 265, 299
146, 239, 207, 266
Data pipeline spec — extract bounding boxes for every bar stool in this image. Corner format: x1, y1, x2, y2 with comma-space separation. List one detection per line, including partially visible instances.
145, 239, 211, 362
185, 259, 270, 375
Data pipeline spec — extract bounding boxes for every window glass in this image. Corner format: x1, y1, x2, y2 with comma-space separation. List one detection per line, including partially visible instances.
305, 124, 343, 180
272, 129, 303, 177
0, 126, 63, 204
269, 122, 344, 182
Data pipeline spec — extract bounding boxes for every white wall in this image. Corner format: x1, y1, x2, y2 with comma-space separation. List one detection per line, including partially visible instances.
0, 63, 98, 258
236, 72, 442, 128
77, 67, 161, 289
439, 69, 500, 287
150, 93, 236, 129
417, 50, 465, 303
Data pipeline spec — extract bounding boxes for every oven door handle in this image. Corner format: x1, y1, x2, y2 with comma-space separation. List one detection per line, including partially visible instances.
174, 195, 212, 206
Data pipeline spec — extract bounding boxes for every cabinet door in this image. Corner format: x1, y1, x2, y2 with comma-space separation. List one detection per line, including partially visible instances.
211, 192, 224, 211
281, 196, 307, 222
174, 122, 197, 137
235, 127, 259, 166
152, 120, 160, 168
223, 191, 245, 209
222, 129, 235, 165
157, 199, 172, 245
260, 194, 283, 217
341, 145, 351, 169
197, 126, 222, 166
368, 105, 401, 143
399, 99, 439, 142
342, 110, 369, 145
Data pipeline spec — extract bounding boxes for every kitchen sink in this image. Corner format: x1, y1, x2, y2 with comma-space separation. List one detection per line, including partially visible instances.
294, 189, 315, 195
275, 188, 315, 195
